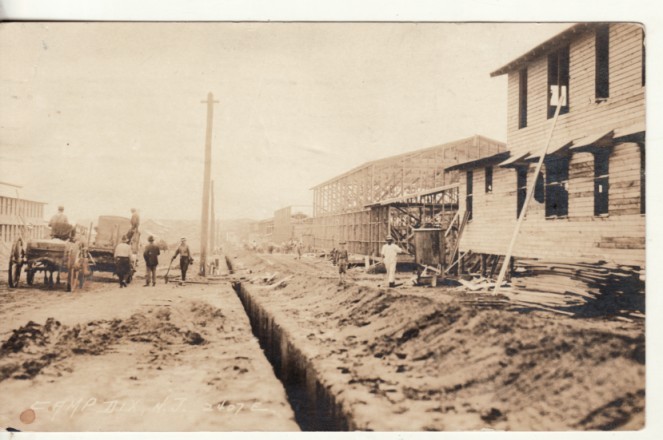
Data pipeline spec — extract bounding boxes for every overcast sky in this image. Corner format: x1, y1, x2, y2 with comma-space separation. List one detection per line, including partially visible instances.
0, 21, 598, 222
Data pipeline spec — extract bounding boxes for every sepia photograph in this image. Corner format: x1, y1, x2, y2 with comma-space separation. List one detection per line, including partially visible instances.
0, 2, 657, 436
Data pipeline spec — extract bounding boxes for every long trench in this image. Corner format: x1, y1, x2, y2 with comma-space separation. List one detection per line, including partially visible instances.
225, 256, 353, 431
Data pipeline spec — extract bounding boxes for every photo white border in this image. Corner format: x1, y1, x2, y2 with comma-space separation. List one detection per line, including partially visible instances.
0, 1, 660, 439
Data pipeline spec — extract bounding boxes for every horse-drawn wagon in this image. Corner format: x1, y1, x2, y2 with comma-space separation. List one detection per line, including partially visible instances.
8, 225, 89, 292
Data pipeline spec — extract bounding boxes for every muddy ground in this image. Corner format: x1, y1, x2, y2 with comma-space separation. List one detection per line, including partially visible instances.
0, 247, 646, 432
0, 265, 298, 431
229, 250, 645, 431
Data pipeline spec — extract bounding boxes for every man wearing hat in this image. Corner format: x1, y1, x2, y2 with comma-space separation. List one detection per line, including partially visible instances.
380, 236, 403, 288
114, 235, 132, 288
143, 235, 160, 287
48, 205, 71, 240
172, 237, 193, 282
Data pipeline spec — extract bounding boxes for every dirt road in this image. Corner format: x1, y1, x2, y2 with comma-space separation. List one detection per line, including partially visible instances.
0, 248, 646, 431
0, 272, 298, 431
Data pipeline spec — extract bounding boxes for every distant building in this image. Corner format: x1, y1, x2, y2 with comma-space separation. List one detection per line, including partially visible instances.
0, 182, 47, 245
311, 135, 506, 255
450, 23, 645, 267
273, 205, 313, 244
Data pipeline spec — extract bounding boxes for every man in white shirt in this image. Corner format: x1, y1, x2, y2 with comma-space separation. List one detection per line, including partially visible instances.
380, 236, 403, 288
114, 236, 132, 288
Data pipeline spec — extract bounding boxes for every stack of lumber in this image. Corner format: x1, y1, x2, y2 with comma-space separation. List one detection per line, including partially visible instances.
452, 258, 644, 319
504, 258, 644, 318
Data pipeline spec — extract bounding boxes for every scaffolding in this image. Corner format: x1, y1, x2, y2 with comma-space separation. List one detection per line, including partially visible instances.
311, 135, 505, 255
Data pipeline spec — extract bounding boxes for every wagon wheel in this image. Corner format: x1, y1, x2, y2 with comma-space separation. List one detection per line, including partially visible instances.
78, 256, 89, 289
66, 245, 84, 292
67, 263, 79, 292
8, 238, 25, 288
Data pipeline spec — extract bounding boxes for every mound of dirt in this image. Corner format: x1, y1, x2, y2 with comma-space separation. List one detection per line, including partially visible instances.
231, 250, 646, 431
0, 300, 226, 382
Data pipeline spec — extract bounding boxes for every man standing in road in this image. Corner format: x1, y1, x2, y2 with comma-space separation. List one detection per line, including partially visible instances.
114, 235, 132, 288
380, 236, 403, 288
143, 235, 160, 287
172, 237, 193, 283
126, 208, 140, 243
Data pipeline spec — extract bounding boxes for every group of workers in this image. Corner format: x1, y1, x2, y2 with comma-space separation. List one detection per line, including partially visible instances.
113, 234, 193, 287
48, 206, 195, 288
331, 236, 404, 287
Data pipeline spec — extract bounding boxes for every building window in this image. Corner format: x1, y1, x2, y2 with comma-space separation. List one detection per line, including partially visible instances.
545, 156, 570, 218
516, 166, 544, 218
517, 166, 527, 218
466, 171, 473, 221
595, 24, 610, 100
518, 68, 528, 129
547, 46, 570, 118
640, 145, 646, 214
485, 166, 493, 193
594, 150, 609, 216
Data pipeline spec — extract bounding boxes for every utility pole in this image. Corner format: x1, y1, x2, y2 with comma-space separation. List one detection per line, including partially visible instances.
210, 180, 216, 255
200, 92, 218, 276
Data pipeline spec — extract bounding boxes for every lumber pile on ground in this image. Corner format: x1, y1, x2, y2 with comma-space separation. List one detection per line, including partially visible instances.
454, 258, 645, 319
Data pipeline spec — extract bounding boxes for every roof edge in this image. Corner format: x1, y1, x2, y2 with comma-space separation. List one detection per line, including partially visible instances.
490, 23, 596, 77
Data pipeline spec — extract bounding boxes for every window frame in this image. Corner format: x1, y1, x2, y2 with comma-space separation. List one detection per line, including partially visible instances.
593, 149, 610, 216
518, 68, 528, 129
466, 170, 473, 221
595, 24, 610, 101
547, 45, 570, 119
544, 155, 570, 218
485, 166, 493, 193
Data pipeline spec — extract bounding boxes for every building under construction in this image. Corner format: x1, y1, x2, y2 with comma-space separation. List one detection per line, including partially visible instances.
310, 135, 506, 261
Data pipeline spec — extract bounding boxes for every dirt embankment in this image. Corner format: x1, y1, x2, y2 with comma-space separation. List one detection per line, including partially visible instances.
231, 251, 645, 431
0, 280, 299, 431
0, 302, 218, 382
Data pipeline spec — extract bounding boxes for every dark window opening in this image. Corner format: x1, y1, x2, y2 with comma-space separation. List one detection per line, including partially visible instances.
640, 145, 646, 214
516, 165, 544, 219
516, 166, 527, 218
485, 166, 493, 193
534, 172, 545, 203
595, 24, 610, 100
466, 171, 473, 221
518, 68, 528, 129
594, 150, 610, 216
545, 156, 569, 218
547, 46, 570, 118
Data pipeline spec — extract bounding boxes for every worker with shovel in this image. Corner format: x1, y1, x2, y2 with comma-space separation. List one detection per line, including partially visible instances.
171, 237, 193, 283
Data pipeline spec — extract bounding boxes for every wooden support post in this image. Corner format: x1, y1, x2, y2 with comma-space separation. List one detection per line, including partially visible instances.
480, 254, 487, 277
493, 100, 563, 294
210, 180, 216, 254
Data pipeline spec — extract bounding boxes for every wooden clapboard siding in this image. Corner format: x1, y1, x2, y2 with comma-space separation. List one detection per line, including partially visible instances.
462, 24, 645, 267
506, 24, 645, 159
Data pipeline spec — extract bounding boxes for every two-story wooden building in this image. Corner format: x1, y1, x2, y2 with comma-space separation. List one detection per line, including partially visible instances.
449, 23, 645, 268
